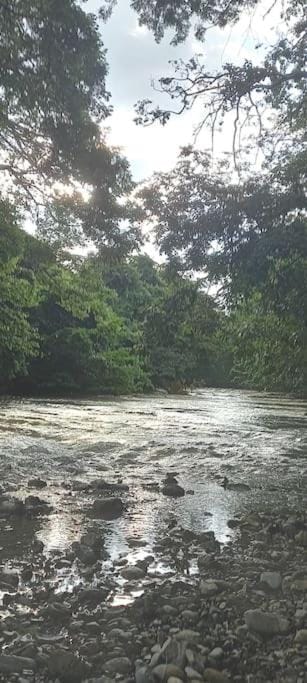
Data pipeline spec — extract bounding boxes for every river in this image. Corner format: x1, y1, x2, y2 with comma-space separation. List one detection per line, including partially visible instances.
1, 388, 307, 569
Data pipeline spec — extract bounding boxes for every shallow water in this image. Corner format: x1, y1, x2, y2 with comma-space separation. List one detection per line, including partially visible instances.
0, 388, 307, 565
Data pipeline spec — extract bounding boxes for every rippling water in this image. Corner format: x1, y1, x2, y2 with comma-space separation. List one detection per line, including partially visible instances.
0, 389, 307, 561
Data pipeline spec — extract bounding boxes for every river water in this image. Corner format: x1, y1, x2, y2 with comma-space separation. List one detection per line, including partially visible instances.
0, 389, 307, 570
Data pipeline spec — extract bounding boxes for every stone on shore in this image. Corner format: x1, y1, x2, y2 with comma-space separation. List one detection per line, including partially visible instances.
244, 609, 289, 637
92, 497, 124, 519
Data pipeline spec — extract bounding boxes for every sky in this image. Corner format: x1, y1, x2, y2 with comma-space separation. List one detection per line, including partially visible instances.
86, 0, 280, 181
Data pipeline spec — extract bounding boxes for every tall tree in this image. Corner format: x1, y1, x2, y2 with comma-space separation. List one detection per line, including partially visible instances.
0, 0, 137, 250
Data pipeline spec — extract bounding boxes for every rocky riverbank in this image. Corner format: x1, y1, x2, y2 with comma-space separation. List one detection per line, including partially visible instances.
1, 474, 307, 682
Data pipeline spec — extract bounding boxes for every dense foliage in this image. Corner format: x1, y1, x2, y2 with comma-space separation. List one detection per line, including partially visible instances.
0, 203, 222, 394
0, 0, 306, 396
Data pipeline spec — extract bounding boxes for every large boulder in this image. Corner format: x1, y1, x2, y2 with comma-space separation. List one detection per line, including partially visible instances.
92, 497, 124, 520
0, 655, 36, 674
162, 484, 185, 498
0, 496, 24, 516
244, 609, 289, 637
47, 650, 90, 682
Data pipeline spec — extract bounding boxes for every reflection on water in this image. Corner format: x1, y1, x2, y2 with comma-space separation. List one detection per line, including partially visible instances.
0, 389, 307, 560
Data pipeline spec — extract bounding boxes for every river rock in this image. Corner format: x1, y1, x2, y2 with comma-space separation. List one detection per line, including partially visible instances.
0, 570, 19, 587
0, 654, 36, 674
175, 630, 200, 643
162, 483, 185, 498
92, 497, 124, 520
121, 565, 145, 580
73, 542, 97, 565
47, 650, 90, 681
260, 571, 282, 590
0, 496, 24, 516
200, 579, 220, 596
291, 578, 307, 592
92, 478, 129, 493
209, 647, 223, 660
28, 478, 47, 488
294, 629, 307, 644
244, 609, 289, 637
153, 637, 187, 669
295, 530, 307, 546
204, 669, 228, 682
77, 587, 108, 604
152, 664, 185, 680
104, 656, 131, 674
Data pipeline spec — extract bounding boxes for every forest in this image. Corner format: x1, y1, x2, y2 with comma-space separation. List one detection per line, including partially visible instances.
0, 0, 306, 396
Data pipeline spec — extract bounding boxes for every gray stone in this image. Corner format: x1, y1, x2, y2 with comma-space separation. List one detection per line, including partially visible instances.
185, 667, 202, 679
47, 650, 90, 681
0, 655, 36, 674
154, 637, 187, 669
121, 565, 145, 580
200, 580, 219, 596
92, 497, 124, 520
295, 630, 307, 644
260, 571, 282, 590
209, 648, 223, 660
0, 571, 19, 587
175, 630, 200, 643
104, 657, 131, 675
161, 484, 185, 498
244, 609, 289, 637
28, 478, 47, 489
152, 664, 184, 680
204, 670, 228, 683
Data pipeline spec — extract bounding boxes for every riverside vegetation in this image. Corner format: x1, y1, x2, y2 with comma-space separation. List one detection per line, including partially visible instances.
0, 0, 306, 396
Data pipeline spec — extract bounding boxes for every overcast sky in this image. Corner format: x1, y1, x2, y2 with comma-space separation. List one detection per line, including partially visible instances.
86, 0, 280, 181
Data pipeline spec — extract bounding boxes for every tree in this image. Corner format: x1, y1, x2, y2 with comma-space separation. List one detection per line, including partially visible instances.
137, 146, 307, 297
0, 0, 137, 250
113, 0, 307, 161
0, 202, 41, 384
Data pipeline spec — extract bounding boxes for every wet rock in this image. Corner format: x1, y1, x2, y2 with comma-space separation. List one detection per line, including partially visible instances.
152, 664, 185, 680
135, 662, 154, 683
92, 478, 129, 492
200, 580, 220, 596
33, 538, 44, 553
104, 656, 132, 675
175, 630, 200, 643
162, 483, 185, 498
92, 497, 124, 520
294, 630, 307, 644
77, 588, 108, 604
209, 647, 223, 660
260, 571, 282, 590
21, 566, 33, 582
43, 602, 72, 622
121, 566, 145, 580
0, 571, 19, 587
225, 481, 250, 492
295, 530, 307, 546
291, 578, 307, 592
47, 649, 90, 682
153, 637, 187, 669
0, 654, 36, 674
204, 669, 228, 683
0, 496, 24, 516
73, 543, 97, 565
24, 495, 51, 514
28, 478, 47, 489
81, 529, 105, 550
227, 519, 240, 529
185, 666, 202, 679
244, 609, 289, 637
